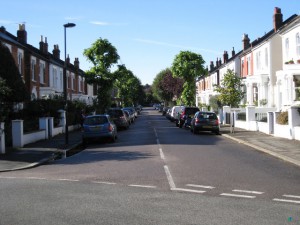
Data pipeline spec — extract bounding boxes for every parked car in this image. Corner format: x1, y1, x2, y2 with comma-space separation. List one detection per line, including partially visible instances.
162, 106, 170, 116
82, 114, 117, 144
106, 108, 129, 130
165, 108, 172, 121
190, 111, 220, 135
177, 106, 200, 128
170, 105, 184, 123
122, 108, 135, 123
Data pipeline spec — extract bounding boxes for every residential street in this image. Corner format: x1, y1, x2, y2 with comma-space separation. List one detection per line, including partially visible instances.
1, 108, 300, 224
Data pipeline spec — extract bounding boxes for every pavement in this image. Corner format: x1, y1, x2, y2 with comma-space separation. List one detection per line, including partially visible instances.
0, 125, 300, 172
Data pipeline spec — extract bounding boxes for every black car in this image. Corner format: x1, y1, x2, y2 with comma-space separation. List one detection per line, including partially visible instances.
106, 108, 130, 130
190, 111, 220, 135
177, 106, 200, 128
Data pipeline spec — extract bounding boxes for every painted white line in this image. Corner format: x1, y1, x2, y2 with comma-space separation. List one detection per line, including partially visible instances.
164, 165, 176, 189
159, 148, 165, 160
283, 195, 300, 199
156, 139, 160, 145
0, 176, 18, 179
273, 198, 300, 204
128, 184, 157, 189
56, 178, 79, 182
27, 177, 48, 180
232, 189, 264, 195
220, 193, 256, 199
92, 181, 116, 185
172, 188, 206, 194
154, 128, 158, 138
186, 184, 215, 189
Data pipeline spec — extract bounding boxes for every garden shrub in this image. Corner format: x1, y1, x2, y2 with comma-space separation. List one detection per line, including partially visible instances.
276, 111, 288, 125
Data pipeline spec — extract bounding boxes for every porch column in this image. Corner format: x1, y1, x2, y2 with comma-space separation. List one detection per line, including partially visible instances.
0, 122, 5, 154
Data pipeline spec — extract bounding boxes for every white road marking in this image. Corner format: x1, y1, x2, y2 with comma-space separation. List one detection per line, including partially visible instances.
186, 184, 215, 189
232, 189, 264, 195
159, 148, 165, 160
164, 165, 176, 190
220, 193, 256, 199
172, 188, 206, 194
283, 194, 300, 199
128, 184, 157, 189
273, 198, 300, 204
92, 181, 116, 185
56, 178, 79, 182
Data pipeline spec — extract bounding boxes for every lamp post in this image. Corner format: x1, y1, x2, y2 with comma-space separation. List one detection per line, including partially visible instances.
63, 22, 76, 146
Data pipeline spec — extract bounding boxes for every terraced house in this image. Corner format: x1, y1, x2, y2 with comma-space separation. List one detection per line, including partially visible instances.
0, 24, 94, 104
196, 7, 300, 111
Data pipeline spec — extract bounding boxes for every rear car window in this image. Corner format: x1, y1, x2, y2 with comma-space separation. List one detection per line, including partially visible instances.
107, 109, 123, 117
197, 112, 217, 119
84, 116, 108, 125
185, 108, 199, 115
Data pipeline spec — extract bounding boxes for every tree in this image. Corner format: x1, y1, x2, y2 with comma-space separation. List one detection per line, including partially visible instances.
213, 69, 245, 107
0, 41, 30, 103
171, 51, 206, 105
113, 65, 144, 106
83, 38, 120, 113
152, 68, 183, 105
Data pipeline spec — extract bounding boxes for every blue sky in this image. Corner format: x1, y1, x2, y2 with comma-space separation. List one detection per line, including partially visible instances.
1, 1, 300, 85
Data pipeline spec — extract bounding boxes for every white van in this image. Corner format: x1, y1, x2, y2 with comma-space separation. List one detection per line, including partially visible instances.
170, 106, 184, 122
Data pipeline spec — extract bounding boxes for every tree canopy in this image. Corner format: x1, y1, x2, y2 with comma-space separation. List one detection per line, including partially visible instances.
171, 51, 206, 105
0, 41, 30, 103
213, 69, 245, 107
83, 38, 120, 113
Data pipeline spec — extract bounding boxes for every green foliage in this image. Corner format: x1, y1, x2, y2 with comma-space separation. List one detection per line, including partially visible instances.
171, 51, 206, 105
113, 65, 144, 107
0, 41, 30, 103
83, 38, 120, 113
213, 69, 244, 107
209, 95, 222, 112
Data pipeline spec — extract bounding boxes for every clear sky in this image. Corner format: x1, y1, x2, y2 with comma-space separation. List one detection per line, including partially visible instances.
1, 1, 300, 85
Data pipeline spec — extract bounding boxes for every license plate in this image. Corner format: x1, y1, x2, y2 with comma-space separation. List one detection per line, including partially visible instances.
91, 125, 102, 131
203, 126, 212, 128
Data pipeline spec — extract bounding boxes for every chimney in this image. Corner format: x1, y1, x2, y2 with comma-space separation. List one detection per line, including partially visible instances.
242, 34, 250, 50
39, 35, 44, 52
52, 45, 60, 59
232, 47, 235, 57
66, 54, 70, 65
216, 58, 219, 67
0, 26, 6, 33
223, 51, 228, 63
74, 57, 79, 69
210, 61, 214, 71
43, 37, 48, 54
273, 7, 283, 32
17, 24, 27, 44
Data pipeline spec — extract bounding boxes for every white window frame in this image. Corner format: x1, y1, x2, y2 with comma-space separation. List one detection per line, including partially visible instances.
265, 48, 268, 68
39, 61, 45, 84
31, 58, 36, 81
296, 33, 300, 57
285, 38, 289, 59
17, 50, 23, 77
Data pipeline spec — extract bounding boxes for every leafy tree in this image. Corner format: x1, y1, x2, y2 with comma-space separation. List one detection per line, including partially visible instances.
171, 51, 206, 105
213, 69, 244, 107
0, 41, 30, 103
83, 38, 120, 113
152, 68, 184, 105
114, 65, 143, 106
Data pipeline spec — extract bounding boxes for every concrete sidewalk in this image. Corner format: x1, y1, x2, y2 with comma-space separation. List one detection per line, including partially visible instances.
0, 126, 299, 172
0, 130, 83, 172
221, 125, 300, 167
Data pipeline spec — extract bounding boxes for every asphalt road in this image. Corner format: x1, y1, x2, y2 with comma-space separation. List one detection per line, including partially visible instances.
1, 108, 300, 224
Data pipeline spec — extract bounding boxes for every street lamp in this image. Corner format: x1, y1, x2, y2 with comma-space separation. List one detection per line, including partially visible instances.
63, 22, 76, 146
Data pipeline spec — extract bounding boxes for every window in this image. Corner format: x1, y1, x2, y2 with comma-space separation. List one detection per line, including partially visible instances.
78, 77, 82, 92
253, 84, 258, 104
294, 75, 300, 101
247, 56, 251, 74
39, 62, 45, 84
265, 48, 268, 68
31, 59, 36, 81
285, 38, 289, 59
53, 68, 57, 88
18, 52, 23, 76
256, 51, 261, 70
296, 33, 300, 57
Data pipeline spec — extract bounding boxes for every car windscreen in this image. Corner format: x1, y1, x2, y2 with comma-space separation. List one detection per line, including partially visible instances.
84, 116, 108, 125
